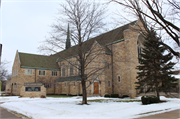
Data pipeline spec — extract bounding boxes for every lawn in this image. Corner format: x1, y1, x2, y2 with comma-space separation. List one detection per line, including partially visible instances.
0, 96, 179, 119
46, 94, 73, 98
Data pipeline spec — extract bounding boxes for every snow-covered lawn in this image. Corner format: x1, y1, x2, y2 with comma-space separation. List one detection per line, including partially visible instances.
0, 96, 180, 119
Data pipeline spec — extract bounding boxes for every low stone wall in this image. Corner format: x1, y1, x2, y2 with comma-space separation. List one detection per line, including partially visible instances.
20, 84, 46, 97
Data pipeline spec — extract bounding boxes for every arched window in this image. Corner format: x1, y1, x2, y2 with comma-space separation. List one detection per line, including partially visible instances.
137, 41, 142, 63
76, 62, 81, 75
62, 63, 66, 77
69, 62, 74, 76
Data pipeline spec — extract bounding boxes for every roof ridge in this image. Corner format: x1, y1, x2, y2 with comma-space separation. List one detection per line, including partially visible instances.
52, 20, 137, 57
18, 52, 49, 57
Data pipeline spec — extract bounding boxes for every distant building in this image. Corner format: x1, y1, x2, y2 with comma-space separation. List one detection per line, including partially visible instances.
6, 20, 145, 98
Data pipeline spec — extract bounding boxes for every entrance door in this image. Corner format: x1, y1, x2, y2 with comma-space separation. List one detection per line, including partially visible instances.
94, 82, 99, 94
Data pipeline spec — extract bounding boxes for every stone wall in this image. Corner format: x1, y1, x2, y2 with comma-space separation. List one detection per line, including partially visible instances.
9, 51, 60, 96
20, 85, 46, 97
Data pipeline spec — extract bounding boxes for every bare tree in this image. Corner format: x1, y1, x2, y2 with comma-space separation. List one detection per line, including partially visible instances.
0, 61, 9, 81
111, 0, 180, 57
0, 61, 10, 91
38, 0, 107, 104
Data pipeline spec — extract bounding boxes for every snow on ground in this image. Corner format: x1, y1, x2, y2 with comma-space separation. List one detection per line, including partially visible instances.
0, 96, 180, 119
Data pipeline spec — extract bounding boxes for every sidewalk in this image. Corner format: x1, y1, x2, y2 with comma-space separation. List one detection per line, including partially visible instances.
136, 109, 180, 119
0, 107, 22, 119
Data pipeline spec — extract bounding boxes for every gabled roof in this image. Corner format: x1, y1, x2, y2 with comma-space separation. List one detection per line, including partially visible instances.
17, 21, 137, 70
53, 21, 137, 61
18, 52, 59, 70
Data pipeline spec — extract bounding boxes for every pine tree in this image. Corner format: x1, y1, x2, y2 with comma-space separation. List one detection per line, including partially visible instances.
135, 28, 178, 101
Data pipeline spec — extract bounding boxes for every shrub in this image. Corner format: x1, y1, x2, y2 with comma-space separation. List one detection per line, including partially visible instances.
111, 94, 119, 98
141, 95, 159, 105
104, 94, 110, 97
141, 96, 151, 105
122, 95, 129, 98
40, 95, 46, 98
78, 94, 83, 96
149, 96, 159, 103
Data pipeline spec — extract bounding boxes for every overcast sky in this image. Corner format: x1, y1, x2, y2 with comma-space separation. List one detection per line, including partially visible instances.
1, 0, 127, 73
1, 0, 179, 75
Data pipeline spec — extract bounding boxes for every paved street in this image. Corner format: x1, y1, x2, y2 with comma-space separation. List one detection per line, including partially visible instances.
0, 107, 21, 119
136, 109, 180, 119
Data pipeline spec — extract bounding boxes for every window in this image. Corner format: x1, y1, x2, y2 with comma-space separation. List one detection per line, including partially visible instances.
62, 64, 66, 77
108, 80, 111, 87
77, 63, 81, 75
52, 71, 58, 76
25, 87, 41, 91
14, 83, 17, 88
25, 69, 33, 75
43, 83, 52, 88
69, 63, 74, 76
118, 76, 121, 83
137, 41, 142, 63
16, 70, 18, 75
39, 70, 45, 76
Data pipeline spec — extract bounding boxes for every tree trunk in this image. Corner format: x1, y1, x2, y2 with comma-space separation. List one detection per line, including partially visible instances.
155, 85, 160, 102
81, 76, 87, 104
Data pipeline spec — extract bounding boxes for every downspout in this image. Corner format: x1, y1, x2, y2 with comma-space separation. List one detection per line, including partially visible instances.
35, 69, 36, 83
111, 44, 114, 94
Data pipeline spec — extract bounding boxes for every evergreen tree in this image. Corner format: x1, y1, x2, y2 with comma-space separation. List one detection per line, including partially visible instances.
135, 28, 178, 101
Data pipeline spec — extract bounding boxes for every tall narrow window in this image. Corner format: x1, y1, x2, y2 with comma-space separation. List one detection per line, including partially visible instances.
62, 64, 66, 77
118, 76, 121, 83
137, 41, 142, 63
108, 81, 111, 87
39, 70, 45, 76
69, 63, 74, 76
77, 63, 81, 75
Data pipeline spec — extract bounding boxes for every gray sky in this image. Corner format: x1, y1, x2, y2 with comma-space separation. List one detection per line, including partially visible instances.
1, 0, 126, 73
1, 0, 179, 75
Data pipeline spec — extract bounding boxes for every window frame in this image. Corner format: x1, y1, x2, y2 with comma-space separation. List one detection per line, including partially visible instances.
77, 63, 81, 75
38, 70, 46, 76
25, 69, 33, 75
51, 70, 58, 76
117, 75, 121, 83
69, 63, 74, 76
61, 64, 66, 77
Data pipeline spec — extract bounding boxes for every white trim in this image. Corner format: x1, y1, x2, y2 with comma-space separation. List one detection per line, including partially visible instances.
17, 50, 21, 65
25, 69, 33, 75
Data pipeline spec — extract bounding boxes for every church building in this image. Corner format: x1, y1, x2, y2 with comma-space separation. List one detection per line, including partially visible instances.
6, 20, 144, 98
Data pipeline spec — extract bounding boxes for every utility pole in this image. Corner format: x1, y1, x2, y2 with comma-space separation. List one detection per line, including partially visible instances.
0, 44, 2, 93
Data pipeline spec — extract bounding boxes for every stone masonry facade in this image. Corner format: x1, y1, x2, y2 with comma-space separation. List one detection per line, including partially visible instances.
6, 20, 144, 98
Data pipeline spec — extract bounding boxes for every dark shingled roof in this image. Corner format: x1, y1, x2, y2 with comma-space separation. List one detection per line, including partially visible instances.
53, 21, 137, 61
18, 21, 137, 69
19, 52, 59, 70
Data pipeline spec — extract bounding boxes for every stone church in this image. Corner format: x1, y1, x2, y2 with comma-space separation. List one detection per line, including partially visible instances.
6, 20, 144, 98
